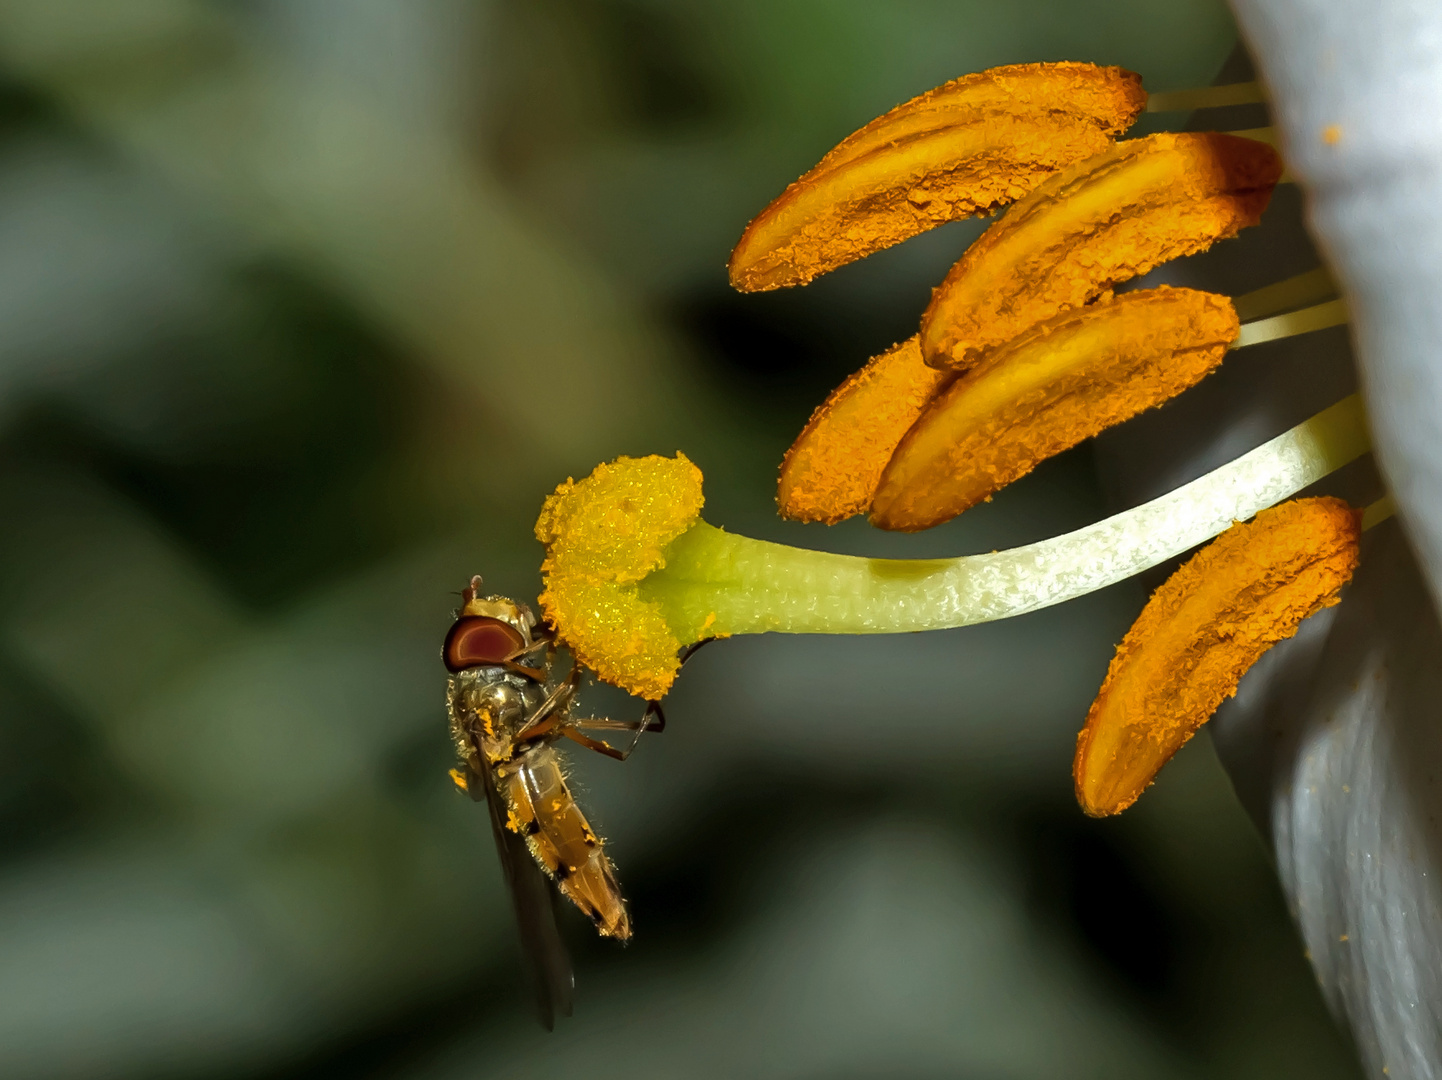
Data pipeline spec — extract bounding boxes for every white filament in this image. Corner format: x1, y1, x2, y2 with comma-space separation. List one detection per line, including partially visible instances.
709, 395, 1369, 634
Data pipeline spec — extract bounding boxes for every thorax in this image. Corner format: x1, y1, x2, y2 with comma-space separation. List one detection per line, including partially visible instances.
447, 666, 550, 768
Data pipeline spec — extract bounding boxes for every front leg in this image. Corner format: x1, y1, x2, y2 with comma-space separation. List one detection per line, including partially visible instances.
503, 634, 555, 682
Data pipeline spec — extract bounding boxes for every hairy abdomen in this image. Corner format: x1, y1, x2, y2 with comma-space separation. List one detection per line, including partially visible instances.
502, 746, 631, 940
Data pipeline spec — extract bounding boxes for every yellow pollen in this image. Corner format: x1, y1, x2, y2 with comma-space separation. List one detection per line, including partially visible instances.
536, 453, 704, 699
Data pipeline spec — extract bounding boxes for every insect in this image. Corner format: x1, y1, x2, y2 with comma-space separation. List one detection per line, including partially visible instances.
442, 576, 672, 1028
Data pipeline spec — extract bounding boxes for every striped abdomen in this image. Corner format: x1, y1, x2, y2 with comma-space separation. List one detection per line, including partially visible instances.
501, 745, 631, 940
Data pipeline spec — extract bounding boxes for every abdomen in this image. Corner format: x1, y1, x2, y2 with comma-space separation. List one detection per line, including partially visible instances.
501, 745, 631, 940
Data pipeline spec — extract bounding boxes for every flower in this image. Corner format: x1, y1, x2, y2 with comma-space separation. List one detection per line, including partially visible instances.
535, 33, 1437, 1074
1074, 495, 1362, 816
533, 40, 1442, 1072
538, 60, 1376, 786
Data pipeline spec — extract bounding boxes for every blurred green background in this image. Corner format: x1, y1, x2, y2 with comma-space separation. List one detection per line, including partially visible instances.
0, 2, 1363, 1078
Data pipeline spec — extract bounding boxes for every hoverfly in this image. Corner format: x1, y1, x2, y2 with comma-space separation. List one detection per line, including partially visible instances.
443, 576, 683, 1028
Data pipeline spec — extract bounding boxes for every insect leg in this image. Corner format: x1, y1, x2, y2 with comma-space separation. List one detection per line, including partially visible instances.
563, 700, 665, 761
678, 638, 714, 666
502, 633, 555, 681
515, 657, 583, 742
617, 700, 664, 757
560, 727, 628, 761
549, 639, 706, 758
571, 706, 665, 735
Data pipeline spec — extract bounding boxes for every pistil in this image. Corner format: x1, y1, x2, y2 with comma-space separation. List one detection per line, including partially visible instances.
539, 397, 1370, 699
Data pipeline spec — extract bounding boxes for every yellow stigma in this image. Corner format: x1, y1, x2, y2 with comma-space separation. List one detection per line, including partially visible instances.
536, 453, 705, 699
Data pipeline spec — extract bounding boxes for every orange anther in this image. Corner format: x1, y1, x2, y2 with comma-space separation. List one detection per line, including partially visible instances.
778, 335, 950, 523
872, 288, 1239, 531
921, 132, 1282, 371
1074, 497, 1361, 817
729, 63, 1145, 291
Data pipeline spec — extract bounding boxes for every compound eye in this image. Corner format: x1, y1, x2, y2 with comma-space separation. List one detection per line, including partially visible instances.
443, 616, 525, 672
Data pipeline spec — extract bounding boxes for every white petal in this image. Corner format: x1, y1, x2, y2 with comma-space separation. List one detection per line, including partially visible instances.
1120, 6, 1442, 1073
1213, 523, 1442, 1080
1231, 0, 1442, 612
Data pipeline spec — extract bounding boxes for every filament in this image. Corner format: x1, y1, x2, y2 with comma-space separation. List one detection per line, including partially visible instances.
1233, 266, 1337, 321
1146, 81, 1266, 113
1362, 494, 1396, 532
1234, 298, 1348, 348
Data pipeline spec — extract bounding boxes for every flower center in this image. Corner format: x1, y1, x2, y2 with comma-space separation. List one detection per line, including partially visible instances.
534, 63, 1390, 815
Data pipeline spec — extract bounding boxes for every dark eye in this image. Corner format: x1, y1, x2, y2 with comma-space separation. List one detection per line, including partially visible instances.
443, 616, 525, 671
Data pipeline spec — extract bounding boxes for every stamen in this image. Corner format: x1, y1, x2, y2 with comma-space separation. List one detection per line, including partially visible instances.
1226, 126, 1278, 148
921, 133, 1283, 370
778, 279, 1347, 529
871, 287, 1239, 531
777, 335, 945, 524
729, 63, 1146, 292
1145, 81, 1266, 112
1362, 494, 1396, 531
1224, 127, 1296, 184
1232, 266, 1337, 321
1233, 298, 1348, 348
1073, 497, 1361, 817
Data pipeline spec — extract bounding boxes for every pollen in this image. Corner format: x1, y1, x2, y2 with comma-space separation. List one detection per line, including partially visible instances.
729, 63, 1146, 291
1074, 497, 1362, 818
778, 335, 950, 523
536, 453, 705, 699
921, 132, 1282, 370
871, 287, 1240, 531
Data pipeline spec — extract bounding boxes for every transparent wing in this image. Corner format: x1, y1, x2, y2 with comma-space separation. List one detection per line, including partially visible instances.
475, 767, 574, 1029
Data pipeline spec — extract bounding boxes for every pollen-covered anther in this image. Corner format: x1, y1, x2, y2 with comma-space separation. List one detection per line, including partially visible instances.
729, 62, 1146, 292
777, 335, 950, 523
1074, 497, 1362, 818
921, 131, 1283, 371
871, 287, 1240, 531
536, 454, 705, 700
